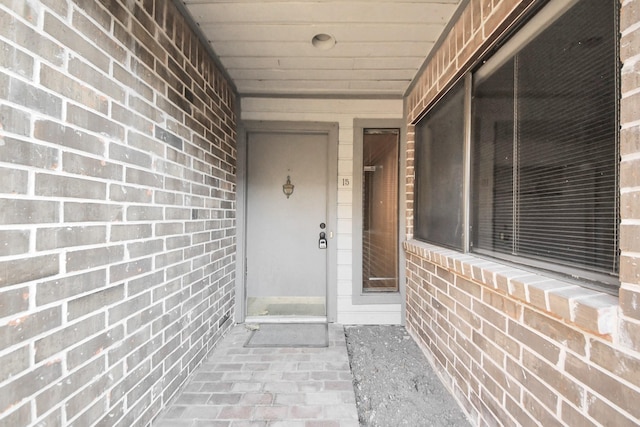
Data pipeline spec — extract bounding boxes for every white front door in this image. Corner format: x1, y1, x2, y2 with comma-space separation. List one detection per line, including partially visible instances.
246, 131, 329, 318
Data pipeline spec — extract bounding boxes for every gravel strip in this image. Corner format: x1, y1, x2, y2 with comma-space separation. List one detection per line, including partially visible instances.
345, 325, 470, 427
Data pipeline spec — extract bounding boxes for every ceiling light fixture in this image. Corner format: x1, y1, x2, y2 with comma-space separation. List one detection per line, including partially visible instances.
312, 33, 336, 50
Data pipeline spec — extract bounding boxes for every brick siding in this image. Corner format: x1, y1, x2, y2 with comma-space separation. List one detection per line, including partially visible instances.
0, 1, 237, 426
404, 0, 640, 426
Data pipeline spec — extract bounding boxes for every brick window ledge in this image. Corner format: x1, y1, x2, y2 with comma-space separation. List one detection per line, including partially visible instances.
404, 240, 618, 337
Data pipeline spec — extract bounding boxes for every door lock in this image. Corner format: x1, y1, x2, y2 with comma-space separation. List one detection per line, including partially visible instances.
319, 231, 327, 249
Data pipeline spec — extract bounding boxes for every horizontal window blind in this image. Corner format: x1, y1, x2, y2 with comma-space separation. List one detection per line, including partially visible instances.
472, 0, 618, 281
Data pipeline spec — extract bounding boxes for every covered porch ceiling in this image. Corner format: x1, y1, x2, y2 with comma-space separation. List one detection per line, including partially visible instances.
180, 0, 463, 98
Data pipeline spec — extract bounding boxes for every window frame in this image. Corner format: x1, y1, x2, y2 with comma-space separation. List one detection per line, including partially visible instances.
412, 0, 620, 292
352, 119, 405, 305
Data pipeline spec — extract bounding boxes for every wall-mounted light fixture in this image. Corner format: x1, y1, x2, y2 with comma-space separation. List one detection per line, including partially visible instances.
283, 175, 294, 198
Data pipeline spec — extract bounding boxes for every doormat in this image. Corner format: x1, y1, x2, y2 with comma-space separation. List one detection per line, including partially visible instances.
265, 303, 325, 316
244, 323, 328, 348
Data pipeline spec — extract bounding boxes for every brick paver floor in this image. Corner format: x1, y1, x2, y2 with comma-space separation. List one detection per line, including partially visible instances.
153, 324, 359, 427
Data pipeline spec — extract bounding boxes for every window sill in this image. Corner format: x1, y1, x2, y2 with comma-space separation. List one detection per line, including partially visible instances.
352, 291, 403, 306
403, 240, 618, 336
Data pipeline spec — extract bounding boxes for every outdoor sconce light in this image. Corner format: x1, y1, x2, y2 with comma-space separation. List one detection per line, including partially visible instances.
283, 175, 294, 198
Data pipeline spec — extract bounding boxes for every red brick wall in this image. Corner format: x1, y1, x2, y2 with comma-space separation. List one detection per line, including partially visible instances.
404, 0, 640, 425
0, 1, 237, 425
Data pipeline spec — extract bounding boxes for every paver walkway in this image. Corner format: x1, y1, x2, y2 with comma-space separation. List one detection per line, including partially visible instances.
154, 323, 360, 427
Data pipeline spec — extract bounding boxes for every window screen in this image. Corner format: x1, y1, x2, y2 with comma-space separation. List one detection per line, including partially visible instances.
415, 80, 465, 250
471, 0, 618, 282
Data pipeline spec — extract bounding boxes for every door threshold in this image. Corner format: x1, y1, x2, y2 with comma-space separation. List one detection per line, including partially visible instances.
244, 316, 327, 324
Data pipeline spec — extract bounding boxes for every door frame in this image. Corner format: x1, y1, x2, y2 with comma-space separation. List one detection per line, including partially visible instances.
236, 121, 339, 323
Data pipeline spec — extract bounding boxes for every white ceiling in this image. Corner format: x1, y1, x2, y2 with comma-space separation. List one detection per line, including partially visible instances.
182, 0, 462, 97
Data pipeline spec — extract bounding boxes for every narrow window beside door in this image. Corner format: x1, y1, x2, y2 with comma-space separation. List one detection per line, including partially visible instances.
362, 129, 400, 292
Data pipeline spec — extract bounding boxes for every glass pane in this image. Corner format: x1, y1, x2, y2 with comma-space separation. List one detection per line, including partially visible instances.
362, 130, 399, 292
515, 0, 617, 274
415, 80, 465, 249
472, 60, 515, 253
472, 0, 618, 279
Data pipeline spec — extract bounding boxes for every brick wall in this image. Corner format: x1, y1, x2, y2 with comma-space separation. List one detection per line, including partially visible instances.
404, 0, 640, 426
0, 1, 237, 426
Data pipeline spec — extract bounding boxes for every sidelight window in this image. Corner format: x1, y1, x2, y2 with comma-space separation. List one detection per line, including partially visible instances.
362, 129, 400, 292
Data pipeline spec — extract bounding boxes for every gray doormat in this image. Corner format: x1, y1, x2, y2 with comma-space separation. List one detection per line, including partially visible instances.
265, 303, 325, 316
244, 323, 328, 348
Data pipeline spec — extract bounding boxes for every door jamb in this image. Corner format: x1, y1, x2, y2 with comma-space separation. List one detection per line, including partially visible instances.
235, 121, 339, 323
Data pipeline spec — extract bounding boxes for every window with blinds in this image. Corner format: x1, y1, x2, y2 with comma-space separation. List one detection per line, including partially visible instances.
471, 0, 619, 285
